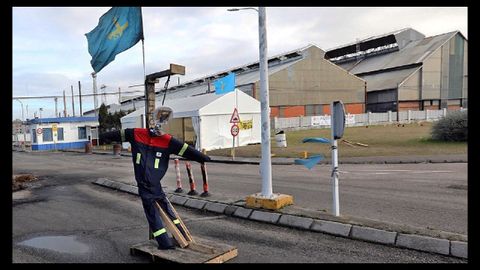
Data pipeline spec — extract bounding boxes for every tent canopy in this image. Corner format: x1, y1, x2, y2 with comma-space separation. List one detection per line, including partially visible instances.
121, 89, 260, 122
120, 89, 261, 151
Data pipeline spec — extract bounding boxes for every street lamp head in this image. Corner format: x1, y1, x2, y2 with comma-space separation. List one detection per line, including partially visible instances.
227, 7, 259, 12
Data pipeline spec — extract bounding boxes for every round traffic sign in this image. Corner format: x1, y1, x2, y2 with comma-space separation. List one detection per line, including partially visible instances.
36, 128, 43, 134
231, 124, 239, 137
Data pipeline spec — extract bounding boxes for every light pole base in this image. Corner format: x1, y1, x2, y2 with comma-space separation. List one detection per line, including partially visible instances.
245, 193, 293, 210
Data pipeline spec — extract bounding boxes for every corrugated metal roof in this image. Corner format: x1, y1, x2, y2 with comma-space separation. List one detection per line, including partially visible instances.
121, 45, 312, 105
327, 28, 415, 52
338, 31, 457, 75
153, 57, 302, 102
360, 67, 420, 92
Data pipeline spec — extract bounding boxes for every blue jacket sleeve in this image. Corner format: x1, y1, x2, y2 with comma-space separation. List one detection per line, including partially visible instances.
169, 137, 211, 163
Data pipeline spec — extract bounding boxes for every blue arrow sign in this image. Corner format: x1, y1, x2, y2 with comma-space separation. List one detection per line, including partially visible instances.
294, 154, 324, 170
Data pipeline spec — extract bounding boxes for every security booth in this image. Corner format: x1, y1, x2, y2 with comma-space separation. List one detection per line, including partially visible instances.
26, 117, 99, 151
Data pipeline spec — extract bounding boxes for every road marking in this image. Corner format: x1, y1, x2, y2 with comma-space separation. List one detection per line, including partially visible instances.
340, 170, 454, 175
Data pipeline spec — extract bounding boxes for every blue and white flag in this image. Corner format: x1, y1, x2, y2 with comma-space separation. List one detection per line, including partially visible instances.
85, 7, 143, 73
214, 73, 236, 95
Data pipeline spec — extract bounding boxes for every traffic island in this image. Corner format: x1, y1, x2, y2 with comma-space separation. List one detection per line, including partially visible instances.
245, 193, 293, 210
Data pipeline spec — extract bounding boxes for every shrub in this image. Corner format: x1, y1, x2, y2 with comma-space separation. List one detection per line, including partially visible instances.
431, 110, 467, 141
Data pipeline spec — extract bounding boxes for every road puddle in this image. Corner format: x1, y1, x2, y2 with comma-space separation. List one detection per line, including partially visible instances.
19, 235, 89, 254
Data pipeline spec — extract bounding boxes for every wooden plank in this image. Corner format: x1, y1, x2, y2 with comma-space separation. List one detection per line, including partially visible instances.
166, 198, 194, 242
154, 202, 189, 248
130, 237, 237, 263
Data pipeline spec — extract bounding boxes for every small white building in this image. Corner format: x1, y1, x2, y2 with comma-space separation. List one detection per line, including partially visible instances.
121, 89, 261, 151
26, 117, 99, 151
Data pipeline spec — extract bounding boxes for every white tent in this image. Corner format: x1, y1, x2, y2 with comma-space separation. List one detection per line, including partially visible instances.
121, 89, 261, 151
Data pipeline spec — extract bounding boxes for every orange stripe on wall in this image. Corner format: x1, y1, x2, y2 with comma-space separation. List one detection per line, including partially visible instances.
270, 107, 279, 117
344, 103, 364, 114
283, 106, 305, 117
323, 105, 331, 115
399, 101, 420, 111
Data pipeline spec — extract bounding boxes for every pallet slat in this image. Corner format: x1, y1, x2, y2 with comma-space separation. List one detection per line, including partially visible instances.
130, 237, 237, 263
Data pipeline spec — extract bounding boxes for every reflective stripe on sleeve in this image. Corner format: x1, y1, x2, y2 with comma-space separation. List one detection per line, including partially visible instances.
153, 228, 166, 237
178, 143, 188, 156
173, 219, 180, 225
154, 158, 159, 169
136, 153, 141, 164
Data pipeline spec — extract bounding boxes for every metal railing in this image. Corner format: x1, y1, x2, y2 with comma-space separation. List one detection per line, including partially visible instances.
272, 108, 467, 131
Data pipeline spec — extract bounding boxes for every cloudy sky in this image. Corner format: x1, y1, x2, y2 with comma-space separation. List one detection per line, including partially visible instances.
12, 6, 468, 120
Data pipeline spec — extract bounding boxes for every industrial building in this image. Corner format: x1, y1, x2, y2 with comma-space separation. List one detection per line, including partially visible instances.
26, 117, 99, 151
324, 28, 468, 112
118, 44, 366, 117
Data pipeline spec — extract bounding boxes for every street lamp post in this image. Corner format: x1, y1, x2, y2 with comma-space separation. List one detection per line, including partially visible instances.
15, 99, 26, 150
228, 7, 273, 198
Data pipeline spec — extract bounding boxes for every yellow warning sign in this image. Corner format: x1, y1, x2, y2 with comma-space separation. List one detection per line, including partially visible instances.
239, 119, 252, 130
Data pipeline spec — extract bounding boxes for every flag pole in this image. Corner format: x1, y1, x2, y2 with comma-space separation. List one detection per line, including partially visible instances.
141, 39, 148, 128
142, 39, 146, 81
140, 7, 147, 128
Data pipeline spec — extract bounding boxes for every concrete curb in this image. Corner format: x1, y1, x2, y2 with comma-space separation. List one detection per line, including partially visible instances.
91, 178, 468, 259
351, 226, 397, 245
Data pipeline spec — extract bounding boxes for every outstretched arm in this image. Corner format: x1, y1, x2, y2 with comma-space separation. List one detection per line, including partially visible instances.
169, 137, 211, 163
99, 129, 134, 144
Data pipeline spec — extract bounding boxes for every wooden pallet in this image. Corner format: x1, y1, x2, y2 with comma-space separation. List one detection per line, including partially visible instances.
131, 197, 237, 263
130, 237, 238, 263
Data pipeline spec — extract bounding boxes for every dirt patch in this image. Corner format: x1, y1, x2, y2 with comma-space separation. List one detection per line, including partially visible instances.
12, 174, 38, 191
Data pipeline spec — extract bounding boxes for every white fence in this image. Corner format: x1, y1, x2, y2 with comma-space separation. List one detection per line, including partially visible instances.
272, 108, 467, 131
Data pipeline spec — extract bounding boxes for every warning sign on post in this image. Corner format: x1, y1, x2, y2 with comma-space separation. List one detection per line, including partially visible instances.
230, 108, 240, 123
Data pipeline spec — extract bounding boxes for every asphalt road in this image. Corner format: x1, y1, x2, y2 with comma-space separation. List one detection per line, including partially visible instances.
12, 153, 466, 262
13, 150, 466, 235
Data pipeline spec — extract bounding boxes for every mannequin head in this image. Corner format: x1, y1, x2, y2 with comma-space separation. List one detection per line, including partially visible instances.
150, 106, 173, 136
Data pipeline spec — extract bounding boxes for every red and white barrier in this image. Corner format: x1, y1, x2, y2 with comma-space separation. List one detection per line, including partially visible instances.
200, 163, 210, 197
174, 159, 183, 193
185, 162, 198, 195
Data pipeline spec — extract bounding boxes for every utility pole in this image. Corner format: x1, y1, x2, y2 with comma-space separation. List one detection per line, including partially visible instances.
144, 64, 185, 128
54, 97, 58, 117
78, 81, 83, 116
118, 87, 121, 104
63, 90, 67, 117
26, 104, 28, 120
258, 7, 273, 198
100, 84, 107, 105
15, 99, 26, 150
227, 7, 293, 210
71, 85, 75, 117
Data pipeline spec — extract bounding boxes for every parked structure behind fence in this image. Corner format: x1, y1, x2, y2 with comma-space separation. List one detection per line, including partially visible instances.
272, 108, 467, 131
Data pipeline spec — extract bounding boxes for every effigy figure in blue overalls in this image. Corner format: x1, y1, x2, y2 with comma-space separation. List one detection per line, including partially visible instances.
100, 107, 210, 249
